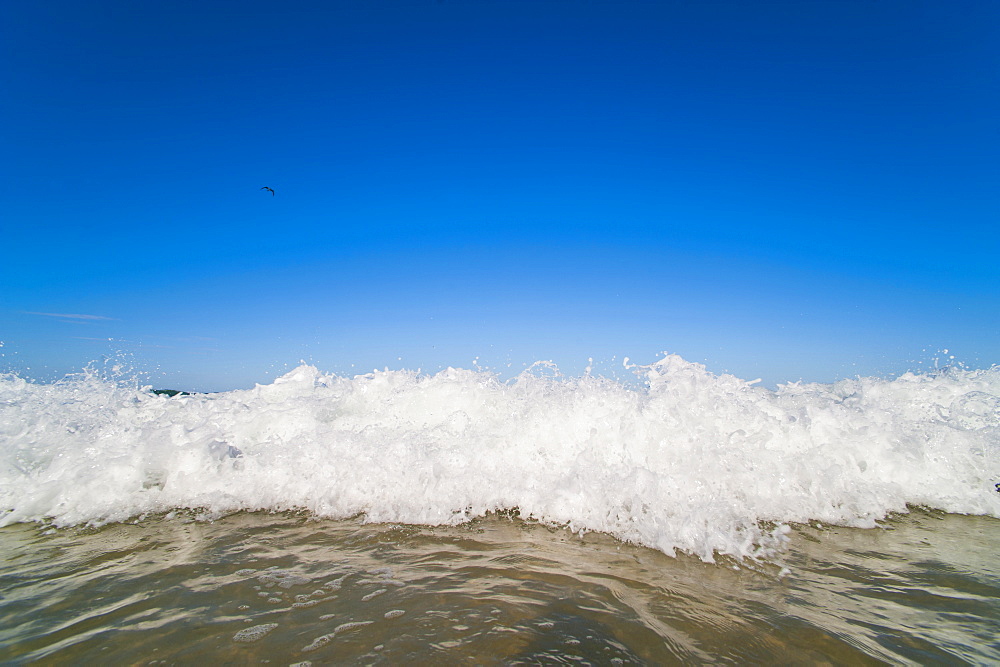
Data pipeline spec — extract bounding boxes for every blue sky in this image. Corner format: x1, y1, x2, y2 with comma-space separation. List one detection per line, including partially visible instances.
2, 0, 997, 391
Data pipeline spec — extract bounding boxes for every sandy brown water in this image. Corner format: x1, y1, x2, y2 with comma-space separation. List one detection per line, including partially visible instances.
1, 510, 997, 665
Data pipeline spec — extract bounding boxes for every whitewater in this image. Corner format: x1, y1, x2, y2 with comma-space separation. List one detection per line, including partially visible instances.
2, 353, 998, 562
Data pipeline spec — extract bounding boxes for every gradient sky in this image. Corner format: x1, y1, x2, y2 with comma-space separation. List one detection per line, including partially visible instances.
2, 0, 998, 391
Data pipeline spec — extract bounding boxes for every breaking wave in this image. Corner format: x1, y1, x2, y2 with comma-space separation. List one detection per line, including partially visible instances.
2, 354, 997, 561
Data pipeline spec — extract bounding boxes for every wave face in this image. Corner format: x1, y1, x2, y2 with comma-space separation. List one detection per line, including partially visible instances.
1, 355, 998, 561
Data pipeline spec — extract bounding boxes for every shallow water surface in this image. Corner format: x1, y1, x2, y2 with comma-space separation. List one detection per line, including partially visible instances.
1, 510, 997, 664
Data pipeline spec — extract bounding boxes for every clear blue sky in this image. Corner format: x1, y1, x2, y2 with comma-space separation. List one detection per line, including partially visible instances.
2, 0, 997, 391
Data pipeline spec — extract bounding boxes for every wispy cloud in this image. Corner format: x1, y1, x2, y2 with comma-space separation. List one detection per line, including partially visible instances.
72, 337, 130, 342
25, 311, 117, 321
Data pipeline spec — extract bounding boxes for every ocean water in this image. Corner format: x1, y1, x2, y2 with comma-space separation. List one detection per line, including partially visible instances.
1, 354, 998, 663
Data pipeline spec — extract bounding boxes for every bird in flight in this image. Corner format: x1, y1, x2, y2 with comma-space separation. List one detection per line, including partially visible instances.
261, 186, 275, 196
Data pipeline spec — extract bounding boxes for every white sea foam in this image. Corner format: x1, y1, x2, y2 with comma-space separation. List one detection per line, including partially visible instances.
232, 623, 278, 642
1, 355, 997, 561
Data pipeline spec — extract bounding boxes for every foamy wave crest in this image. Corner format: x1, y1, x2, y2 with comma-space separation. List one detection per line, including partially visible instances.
2, 355, 998, 561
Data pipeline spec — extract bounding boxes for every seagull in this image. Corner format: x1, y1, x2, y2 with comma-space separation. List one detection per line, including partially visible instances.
261, 186, 275, 196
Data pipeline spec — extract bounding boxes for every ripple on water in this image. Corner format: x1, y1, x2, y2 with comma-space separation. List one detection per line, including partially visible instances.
0, 511, 996, 665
